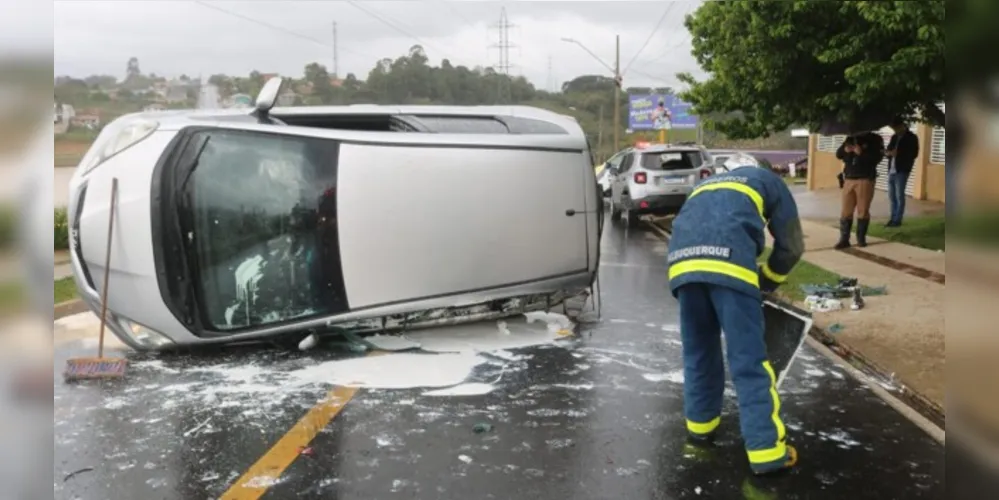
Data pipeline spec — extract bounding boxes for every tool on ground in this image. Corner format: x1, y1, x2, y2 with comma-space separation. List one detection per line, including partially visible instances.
64, 177, 127, 381
850, 287, 865, 310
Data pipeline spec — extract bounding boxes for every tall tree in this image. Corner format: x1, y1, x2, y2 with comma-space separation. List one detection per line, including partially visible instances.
303, 63, 334, 104
126, 57, 141, 79
677, 0, 945, 137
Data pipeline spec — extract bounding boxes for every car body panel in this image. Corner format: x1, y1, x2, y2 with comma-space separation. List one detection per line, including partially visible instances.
68, 105, 599, 350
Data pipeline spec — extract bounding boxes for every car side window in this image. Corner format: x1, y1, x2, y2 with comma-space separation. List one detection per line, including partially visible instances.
607, 152, 624, 169
619, 153, 635, 173
179, 129, 349, 331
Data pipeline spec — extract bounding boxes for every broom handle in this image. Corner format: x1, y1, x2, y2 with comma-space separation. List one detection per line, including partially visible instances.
97, 178, 118, 359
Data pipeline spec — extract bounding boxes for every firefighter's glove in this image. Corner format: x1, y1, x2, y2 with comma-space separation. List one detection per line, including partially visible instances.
759, 271, 780, 294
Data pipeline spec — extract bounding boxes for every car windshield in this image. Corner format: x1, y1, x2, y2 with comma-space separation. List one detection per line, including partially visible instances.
640, 150, 703, 170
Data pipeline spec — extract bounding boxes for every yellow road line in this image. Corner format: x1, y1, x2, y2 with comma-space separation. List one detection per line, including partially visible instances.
219, 382, 360, 499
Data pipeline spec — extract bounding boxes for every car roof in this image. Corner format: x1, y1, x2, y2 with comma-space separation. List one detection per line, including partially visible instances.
636, 144, 703, 154
116, 104, 580, 131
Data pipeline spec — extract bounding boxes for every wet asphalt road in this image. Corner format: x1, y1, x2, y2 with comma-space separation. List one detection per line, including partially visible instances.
53, 219, 944, 500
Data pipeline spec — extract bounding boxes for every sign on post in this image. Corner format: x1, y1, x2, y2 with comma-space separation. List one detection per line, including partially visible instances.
628, 94, 698, 131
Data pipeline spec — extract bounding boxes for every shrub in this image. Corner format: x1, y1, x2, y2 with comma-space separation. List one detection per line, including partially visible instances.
54, 207, 69, 250
0, 204, 14, 250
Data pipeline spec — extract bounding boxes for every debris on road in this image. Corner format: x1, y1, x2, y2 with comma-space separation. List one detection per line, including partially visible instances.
827, 323, 845, 334
298, 333, 318, 351
298, 446, 314, 457
805, 295, 842, 312
183, 416, 212, 437
63, 467, 94, 482
473, 422, 494, 434
800, 280, 887, 299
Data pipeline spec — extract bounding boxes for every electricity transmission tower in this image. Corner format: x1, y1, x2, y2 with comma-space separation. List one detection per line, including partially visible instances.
489, 7, 517, 103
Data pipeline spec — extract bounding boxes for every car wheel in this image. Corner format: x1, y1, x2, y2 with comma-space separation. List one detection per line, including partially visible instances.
627, 209, 642, 228
610, 202, 622, 221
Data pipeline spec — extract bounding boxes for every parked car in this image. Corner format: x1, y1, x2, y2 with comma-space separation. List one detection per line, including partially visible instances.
607, 143, 714, 227
67, 78, 602, 351
594, 147, 634, 197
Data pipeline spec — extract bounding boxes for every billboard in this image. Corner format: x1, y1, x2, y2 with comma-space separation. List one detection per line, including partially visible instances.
628, 94, 698, 130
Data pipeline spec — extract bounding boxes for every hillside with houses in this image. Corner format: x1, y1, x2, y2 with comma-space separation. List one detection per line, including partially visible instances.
53, 50, 805, 167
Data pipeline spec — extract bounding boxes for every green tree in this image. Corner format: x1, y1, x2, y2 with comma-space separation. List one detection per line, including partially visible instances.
677, 0, 945, 137
304, 63, 334, 104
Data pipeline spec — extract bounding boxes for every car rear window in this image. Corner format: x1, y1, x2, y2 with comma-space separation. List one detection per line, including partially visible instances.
640, 151, 704, 170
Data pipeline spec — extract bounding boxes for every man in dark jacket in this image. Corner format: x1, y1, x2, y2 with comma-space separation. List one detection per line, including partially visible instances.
885, 117, 920, 226
834, 132, 884, 248
667, 166, 804, 476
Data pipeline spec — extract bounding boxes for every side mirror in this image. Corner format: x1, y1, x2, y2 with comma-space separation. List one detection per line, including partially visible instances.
251, 77, 284, 123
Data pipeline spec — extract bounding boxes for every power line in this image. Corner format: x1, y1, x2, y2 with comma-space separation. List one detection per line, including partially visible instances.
192, 0, 377, 62
345, 0, 453, 60
642, 1, 698, 63
622, 2, 678, 75
438, 0, 475, 25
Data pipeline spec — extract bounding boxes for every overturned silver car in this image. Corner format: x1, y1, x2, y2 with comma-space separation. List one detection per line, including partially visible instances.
67, 78, 603, 351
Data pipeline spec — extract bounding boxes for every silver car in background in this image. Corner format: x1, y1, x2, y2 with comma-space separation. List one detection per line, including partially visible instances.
607, 144, 714, 226
67, 78, 601, 351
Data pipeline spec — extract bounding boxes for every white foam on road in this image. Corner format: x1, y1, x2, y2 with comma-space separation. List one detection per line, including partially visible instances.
642, 371, 684, 384
405, 313, 572, 354
421, 383, 495, 397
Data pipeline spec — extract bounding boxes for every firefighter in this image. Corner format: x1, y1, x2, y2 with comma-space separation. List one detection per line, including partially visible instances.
666, 165, 805, 475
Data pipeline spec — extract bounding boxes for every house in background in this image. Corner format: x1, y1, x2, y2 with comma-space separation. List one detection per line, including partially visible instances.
225, 93, 253, 108
71, 113, 101, 130
165, 85, 188, 104
277, 90, 297, 106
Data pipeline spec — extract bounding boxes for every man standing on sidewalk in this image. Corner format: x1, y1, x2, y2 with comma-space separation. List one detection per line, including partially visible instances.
666, 166, 804, 475
885, 117, 920, 227
834, 132, 884, 248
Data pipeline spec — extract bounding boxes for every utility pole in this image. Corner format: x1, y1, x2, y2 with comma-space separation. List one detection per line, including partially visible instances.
332, 22, 339, 79
489, 7, 517, 103
597, 103, 605, 161
613, 35, 621, 153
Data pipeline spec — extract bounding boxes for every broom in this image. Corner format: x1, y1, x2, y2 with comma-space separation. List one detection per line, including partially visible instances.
64, 177, 127, 381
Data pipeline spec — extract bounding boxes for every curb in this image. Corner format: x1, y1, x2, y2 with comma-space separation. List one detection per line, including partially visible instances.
808, 326, 946, 430
644, 218, 947, 431
805, 336, 945, 444
54, 298, 87, 320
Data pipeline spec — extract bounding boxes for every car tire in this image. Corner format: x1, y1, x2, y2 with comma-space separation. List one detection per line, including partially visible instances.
627, 209, 642, 229
610, 202, 622, 221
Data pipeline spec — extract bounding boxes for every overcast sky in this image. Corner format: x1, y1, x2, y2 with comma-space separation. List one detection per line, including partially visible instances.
52, 0, 707, 91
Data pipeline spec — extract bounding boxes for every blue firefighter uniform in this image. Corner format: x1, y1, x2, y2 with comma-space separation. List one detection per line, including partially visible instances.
666, 166, 804, 474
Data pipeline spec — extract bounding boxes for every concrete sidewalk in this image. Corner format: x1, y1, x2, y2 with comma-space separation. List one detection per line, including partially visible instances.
779, 220, 945, 416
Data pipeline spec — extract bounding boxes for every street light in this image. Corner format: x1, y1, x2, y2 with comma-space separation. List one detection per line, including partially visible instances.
561, 36, 622, 152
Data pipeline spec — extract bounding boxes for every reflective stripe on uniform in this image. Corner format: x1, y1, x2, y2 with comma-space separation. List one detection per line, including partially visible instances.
747, 361, 788, 465
689, 182, 766, 223
668, 259, 759, 288
686, 416, 721, 435
760, 262, 788, 283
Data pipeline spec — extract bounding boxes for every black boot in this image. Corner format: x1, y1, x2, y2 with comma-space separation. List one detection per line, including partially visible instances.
856, 218, 870, 247
834, 218, 852, 250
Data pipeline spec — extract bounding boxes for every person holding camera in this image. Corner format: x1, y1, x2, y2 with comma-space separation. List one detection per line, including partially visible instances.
834, 132, 884, 249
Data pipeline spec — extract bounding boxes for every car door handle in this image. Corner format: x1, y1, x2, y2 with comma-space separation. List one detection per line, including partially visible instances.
565, 209, 577, 216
